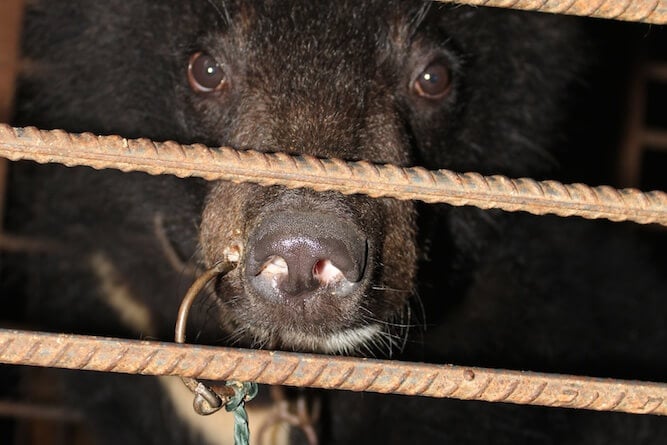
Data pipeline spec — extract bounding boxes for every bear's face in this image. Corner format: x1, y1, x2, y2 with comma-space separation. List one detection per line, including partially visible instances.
192, 2, 430, 353
180, 1, 580, 354
16, 0, 581, 355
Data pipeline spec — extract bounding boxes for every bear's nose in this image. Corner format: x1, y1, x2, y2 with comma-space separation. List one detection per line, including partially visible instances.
244, 212, 367, 300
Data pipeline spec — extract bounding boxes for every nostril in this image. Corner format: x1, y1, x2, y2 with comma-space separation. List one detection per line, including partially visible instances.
256, 255, 289, 289
326, 244, 365, 282
258, 255, 288, 278
313, 259, 345, 285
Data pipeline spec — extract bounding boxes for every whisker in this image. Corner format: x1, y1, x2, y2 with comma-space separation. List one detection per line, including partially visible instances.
370, 285, 412, 294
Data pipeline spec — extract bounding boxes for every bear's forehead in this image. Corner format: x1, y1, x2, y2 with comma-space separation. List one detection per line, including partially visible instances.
203, 0, 429, 58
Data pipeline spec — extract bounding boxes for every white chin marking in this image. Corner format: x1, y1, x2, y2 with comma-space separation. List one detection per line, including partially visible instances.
279, 324, 381, 354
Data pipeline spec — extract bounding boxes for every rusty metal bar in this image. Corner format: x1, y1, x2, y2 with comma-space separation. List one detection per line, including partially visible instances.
0, 0, 25, 232
0, 400, 82, 422
617, 63, 647, 188
0, 329, 665, 416
646, 63, 667, 81
0, 0, 23, 121
0, 125, 666, 226
443, 0, 667, 24
644, 129, 667, 149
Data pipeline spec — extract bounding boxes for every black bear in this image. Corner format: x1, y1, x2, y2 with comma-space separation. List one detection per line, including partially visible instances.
4, 0, 667, 444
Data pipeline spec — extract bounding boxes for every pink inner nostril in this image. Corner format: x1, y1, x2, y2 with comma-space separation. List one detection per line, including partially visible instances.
313, 259, 344, 285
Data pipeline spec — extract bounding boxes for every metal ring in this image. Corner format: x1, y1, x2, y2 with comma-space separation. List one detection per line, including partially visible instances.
175, 260, 236, 415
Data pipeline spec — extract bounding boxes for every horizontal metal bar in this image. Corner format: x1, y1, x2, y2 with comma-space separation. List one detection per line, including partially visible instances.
0, 400, 82, 422
1, 125, 666, 226
443, 0, 667, 24
643, 129, 667, 149
0, 329, 664, 416
646, 62, 667, 81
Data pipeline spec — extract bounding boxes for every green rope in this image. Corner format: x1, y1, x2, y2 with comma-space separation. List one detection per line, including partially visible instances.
225, 381, 259, 445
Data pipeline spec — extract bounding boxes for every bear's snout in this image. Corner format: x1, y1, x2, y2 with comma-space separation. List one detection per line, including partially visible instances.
244, 211, 368, 302
199, 183, 410, 354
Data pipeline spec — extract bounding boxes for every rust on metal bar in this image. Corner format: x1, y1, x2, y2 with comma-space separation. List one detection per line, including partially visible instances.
0, 400, 82, 422
0, 125, 666, 226
0, 0, 25, 234
0, 0, 24, 121
0, 329, 665, 416
0, 232, 63, 252
442, 0, 667, 24
643, 129, 667, 149
646, 63, 667, 81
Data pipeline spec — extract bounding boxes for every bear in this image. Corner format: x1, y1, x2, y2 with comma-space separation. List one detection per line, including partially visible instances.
4, 0, 667, 444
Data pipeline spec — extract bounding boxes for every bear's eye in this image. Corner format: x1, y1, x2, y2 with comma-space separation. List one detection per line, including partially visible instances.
187, 52, 227, 93
412, 60, 452, 100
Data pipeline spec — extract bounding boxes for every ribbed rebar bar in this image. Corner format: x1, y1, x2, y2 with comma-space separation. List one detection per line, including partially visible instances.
0, 400, 82, 422
1, 125, 666, 226
0, 329, 664, 416
443, 0, 667, 24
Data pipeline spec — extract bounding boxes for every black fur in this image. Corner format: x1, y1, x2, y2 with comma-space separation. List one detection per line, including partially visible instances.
5, 0, 667, 443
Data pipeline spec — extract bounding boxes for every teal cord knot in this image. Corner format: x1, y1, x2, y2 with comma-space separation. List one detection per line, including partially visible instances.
225, 381, 259, 445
